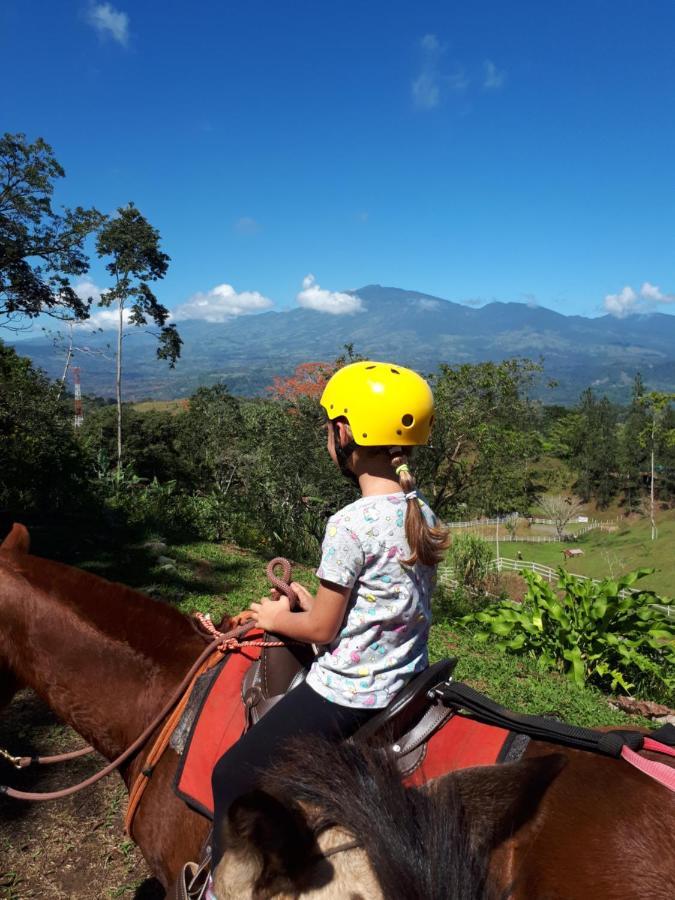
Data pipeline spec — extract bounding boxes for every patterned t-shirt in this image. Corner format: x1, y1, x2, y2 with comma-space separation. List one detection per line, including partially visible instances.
305, 492, 439, 709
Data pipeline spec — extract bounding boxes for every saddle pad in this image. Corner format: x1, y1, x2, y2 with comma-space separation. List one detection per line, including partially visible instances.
174, 639, 263, 818
404, 714, 512, 787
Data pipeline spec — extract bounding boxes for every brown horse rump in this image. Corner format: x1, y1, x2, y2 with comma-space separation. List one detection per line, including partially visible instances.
173, 638, 517, 818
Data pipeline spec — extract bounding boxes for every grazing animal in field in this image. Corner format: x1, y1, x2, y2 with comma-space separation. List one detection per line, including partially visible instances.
1, 523, 674, 898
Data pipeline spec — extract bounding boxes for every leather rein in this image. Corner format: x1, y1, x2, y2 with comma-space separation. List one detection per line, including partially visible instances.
0, 559, 297, 803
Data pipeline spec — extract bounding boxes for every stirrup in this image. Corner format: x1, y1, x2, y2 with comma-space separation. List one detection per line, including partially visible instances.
168, 846, 213, 900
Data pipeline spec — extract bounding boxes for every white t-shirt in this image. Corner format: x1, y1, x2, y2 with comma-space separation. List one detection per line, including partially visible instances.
305, 492, 439, 709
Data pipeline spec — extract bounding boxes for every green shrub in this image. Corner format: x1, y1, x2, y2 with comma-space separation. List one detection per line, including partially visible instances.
465, 568, 675, 701
448, 533, 494, 592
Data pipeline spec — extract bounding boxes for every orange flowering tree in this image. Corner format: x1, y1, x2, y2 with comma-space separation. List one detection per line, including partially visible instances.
267, 361, 337, 402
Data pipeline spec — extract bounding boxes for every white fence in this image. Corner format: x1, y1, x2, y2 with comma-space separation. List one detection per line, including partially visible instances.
446, 513, 518, 529
438, 557, 664, 605
447, 517, 618, 543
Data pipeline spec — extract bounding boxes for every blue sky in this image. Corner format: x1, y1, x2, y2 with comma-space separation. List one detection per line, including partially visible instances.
3, 0, 675, 325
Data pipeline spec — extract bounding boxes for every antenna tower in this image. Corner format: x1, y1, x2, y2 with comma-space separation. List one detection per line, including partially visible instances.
72, 366, 84, 428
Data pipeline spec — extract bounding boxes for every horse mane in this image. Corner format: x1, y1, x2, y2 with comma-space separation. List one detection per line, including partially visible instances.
257, 736, 496, 900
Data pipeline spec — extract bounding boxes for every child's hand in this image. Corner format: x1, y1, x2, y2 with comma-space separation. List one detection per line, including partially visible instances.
248, 593, 291, 633
290, 581, 315, 611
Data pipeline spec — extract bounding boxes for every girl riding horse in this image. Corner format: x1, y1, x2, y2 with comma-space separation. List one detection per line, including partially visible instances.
207, 361, 449, 888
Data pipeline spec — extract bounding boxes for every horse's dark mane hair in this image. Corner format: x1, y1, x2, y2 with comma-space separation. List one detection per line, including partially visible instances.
260, 735, 497, 900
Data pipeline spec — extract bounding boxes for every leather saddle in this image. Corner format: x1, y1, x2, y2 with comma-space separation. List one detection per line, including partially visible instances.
241, 634, 457, 777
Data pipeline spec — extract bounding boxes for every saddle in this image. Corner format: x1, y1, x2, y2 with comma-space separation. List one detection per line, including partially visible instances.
241, 633, 457, 776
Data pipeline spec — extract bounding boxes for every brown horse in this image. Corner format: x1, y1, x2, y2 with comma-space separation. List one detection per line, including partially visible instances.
1, 523, 674, 899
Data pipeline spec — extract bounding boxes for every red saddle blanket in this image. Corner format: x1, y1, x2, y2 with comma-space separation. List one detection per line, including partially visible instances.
174, 644, 511, 818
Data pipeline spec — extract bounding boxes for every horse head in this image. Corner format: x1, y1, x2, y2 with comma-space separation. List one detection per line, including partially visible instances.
213, 736, 566, 899
0, 523, 31, 707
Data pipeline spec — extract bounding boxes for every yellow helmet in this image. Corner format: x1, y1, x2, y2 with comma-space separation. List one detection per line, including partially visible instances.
320, 360, 434, 446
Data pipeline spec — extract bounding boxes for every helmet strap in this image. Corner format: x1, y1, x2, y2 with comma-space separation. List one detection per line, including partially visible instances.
332, 421, 359, 486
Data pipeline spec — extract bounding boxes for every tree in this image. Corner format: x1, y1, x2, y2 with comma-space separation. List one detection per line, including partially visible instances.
96, 204, 181, 471
570, 390, 619, 508
619, 373, 650, 513
415, 359, 543, 518
538, 494, 584, 540
0, 133, 104, 327
266, 345, 363, 402
638, 391, 675, 540
0, 341, 92, 516
268, 361, 337, 401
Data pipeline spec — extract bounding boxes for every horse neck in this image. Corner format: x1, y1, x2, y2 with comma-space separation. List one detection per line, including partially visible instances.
0, 553, 203, 761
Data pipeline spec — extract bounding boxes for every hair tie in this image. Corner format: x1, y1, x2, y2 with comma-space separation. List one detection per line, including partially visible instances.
405, 490, 418, 500
395, 463, 410, 476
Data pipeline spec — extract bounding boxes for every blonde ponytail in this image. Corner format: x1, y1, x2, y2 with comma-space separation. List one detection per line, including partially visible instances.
388, 449, 450, 567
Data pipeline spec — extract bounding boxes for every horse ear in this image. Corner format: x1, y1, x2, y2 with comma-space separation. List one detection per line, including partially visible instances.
1, 523, 30, 554
214, 790, 324, 897
442, 753, 567, 851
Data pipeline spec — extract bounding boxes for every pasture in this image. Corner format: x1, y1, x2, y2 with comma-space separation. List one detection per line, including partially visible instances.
447, 508, 675, 596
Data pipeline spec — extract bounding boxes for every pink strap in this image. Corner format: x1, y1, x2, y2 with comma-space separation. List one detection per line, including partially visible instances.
644, 737, 675, 757
621, 740, 675, 793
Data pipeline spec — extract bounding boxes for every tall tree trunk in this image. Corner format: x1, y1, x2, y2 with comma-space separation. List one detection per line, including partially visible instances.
116, 299, 123, 474
650, 433, 656, 542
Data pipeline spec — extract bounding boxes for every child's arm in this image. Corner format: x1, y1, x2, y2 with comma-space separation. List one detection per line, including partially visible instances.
248, 579, 350, 644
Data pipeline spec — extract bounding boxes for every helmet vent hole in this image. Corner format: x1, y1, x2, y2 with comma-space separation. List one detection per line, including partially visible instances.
396, 429, 402, 436
401, 414, 414, 427
344, 408, 348, 414
330, 404, 334, 410
362, 433, 368, 439
391, 368, 400, 374
365, 365, 376, 370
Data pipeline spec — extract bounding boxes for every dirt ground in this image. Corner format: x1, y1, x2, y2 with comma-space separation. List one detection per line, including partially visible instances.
0, 690, 163, 899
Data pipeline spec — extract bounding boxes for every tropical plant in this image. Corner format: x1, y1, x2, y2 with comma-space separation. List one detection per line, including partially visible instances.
466, 568, 674, 701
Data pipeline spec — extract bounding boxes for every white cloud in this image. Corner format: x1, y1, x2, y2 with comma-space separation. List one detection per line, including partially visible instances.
86, 3, 129, 46
413, 33, 447, 110
80, 307, 134, 329
420, 33, 440, 53
604, 282, 675, 317
234, 216, 260, 235
640, 281, 675, 304
604, 286, 638, 318
174, 284, 274, 322
412, 72, 440, 109
296, 275, 363, 315
74, 278, 103, 305
483, 59, 506, 90
412, 33, 470, 110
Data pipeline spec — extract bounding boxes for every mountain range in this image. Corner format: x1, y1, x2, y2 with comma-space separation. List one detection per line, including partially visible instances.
8, 285, 675, 404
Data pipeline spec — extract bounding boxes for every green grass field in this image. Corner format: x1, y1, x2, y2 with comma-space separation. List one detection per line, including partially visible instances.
497, 509, 675, 596
445, 508, 675, 597
130, 399, 186, 413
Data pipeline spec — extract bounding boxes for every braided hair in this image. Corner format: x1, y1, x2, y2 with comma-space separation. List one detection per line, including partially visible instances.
387, 447, 450, 566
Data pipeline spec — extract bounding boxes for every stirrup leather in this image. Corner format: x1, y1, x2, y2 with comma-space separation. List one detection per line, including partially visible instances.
169, 848, 212, 900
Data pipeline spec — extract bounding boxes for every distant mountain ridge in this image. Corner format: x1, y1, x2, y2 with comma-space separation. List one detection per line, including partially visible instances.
7, 284, 675, 403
